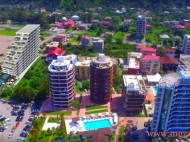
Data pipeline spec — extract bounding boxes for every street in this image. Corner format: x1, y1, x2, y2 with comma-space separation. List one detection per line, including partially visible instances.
0, 102, 31, 142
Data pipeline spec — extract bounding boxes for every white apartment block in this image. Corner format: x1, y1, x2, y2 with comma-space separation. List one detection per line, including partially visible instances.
182, 34, 190, 55
2, 24, 40, 76
48, 56, 75, 108
136, 15, 146, 37
92, 37, 104, 53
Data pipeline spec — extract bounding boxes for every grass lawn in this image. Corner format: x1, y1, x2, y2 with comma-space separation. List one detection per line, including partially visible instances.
86, 105, 108, 111
48, 117, 60, 123
69, 37, 78, 43
75, 31, 97, 37
40, 32, 52, 37
46, 111, 71, 115
113, 31, 124, 40
0, 29, 17, 36
76, 81, 82, 93
85, 109, 108, 115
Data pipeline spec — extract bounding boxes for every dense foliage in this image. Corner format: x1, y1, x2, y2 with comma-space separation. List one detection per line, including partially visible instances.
13, 57, 49, 102
1, 0, 190, 9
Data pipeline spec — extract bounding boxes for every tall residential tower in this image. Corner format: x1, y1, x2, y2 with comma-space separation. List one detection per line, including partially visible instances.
182, 34, 190, 55
90, 54, 113, 104
2, 25, 40, 76
152, 54, 190, 133
48, 56, 75, 108
136, 15, 146, 38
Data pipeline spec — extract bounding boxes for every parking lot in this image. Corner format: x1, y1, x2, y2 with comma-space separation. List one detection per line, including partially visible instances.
0, 101, 31, 142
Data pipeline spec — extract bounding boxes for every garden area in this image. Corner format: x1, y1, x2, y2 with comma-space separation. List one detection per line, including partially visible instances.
0, 28, 17, 36
48, 118, 60, 123
104, 42, 135, 58
85, 105, 108, 115
45, 111, 72, 116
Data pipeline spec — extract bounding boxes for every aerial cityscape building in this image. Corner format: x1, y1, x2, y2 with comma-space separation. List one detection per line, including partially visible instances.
152, 54, 190, 133
122, 75, 145, 113
2, 24, 40, 76
92, 38, 104, 53
136, 15, 146, 38
90, 54, 113, 104
182, 34, 190, 55
48, 56, 75, 108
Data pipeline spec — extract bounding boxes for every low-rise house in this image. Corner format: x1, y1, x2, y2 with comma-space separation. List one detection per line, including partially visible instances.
104, 32, 114, 37
164, 48, 175, 57
104, 17, 112, 21
124, 19, 131, 26
71, 15, 80, 21
81, 36, 91, 46
53, 34, 66, 43
159, 34, 170, 40
46, 47, 65, 63
40, 8, 46, 13
102, 21, 110, 28
45, 42, 59, 52
160, 56, 178, 72
55, 23, 63, 29
63, 19, 75, 29
136, 45, 156, 56
140, 54, 160, 75
78, 24, 88, 30
173, 24, 185, 29
146, 24, 152, 30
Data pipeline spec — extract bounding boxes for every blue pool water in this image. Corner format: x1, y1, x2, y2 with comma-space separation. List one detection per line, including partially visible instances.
1, 74, 9, 80
0, 79, 4, 85
152, 86, 158, 96
84, 119, 111, 131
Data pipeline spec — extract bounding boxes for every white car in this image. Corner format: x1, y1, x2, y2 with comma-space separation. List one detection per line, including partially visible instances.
3, 126, 8, 130
4, 121, 11, 125
8, 132, 13, 139
0, 115, 4, 119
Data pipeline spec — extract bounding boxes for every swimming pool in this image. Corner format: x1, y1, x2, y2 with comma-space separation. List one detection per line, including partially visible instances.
152, 86, 158, 96
83, 119, 111, 131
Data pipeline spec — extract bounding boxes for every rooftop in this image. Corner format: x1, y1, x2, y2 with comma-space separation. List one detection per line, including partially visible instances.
159, 73, 181, 86
82, 36, 90, 40
142, 54, 160, 61
47, 47, 65, 56
129, 58, 140, 69
46, 42, 59, 48
75, 60, 91, 66
16, 24, 40, 34
160, 56, 178, 64
185, 35, 190, 39
146, 73, 162, 83
141, 47, 156, 52
123, 75, 142, 91
159, 34, 170, 39
164, 48, 175, 53
48, 56, 73, 72
64, 54, 77, 61
92, 54, 112, 68
53, 34, 66, 39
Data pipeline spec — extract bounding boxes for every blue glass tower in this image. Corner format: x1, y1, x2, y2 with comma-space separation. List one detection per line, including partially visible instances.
152, 54, 190, 133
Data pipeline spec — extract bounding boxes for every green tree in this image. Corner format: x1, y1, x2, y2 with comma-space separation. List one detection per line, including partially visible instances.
32, 118, 39, 129
159, 70, 164, 75
70, 100, 80, 109
82, 80, 90, 90
0, 87, 13, 98
115, 37, 123, 44
108, 132, 115, 142
60, 114, 67, 139
58, 42, 64, 49
156, 47, 166, 57
77, 35, 82, 42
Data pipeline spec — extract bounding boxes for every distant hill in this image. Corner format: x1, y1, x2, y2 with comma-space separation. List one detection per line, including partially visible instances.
0, 0, 190, 9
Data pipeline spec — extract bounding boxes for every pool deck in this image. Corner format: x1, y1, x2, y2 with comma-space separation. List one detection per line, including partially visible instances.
65, 115, 118, 134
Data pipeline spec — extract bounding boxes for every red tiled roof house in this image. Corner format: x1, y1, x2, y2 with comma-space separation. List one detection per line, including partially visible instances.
53, 35, 66, 43
160, 56, 178, 72
46, 47, 65, 63
140, 54, 160, 75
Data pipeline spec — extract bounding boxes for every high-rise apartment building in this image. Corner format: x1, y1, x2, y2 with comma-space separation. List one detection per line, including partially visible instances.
122, 75, 145, 113
152, 54, 190, 133
2, 24, 40, 76
90, 54, 113, 104
182, 34, 190, 55
136, 15, 146, 38
48, 56, 75, 108
92, 38, 104, 53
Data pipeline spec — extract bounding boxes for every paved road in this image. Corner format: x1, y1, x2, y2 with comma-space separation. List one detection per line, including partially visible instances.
0, 102, 31, 142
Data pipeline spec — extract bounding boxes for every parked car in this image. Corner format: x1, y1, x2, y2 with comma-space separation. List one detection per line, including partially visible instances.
0, 115, 5, 119
8, 132, 13, 139
0, 117, 6, 121
16, 116, 23, 122
0, 127, 4, 132
4, 121, 11, 125
11, 111, 18, 116
12, 107, 19, 111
